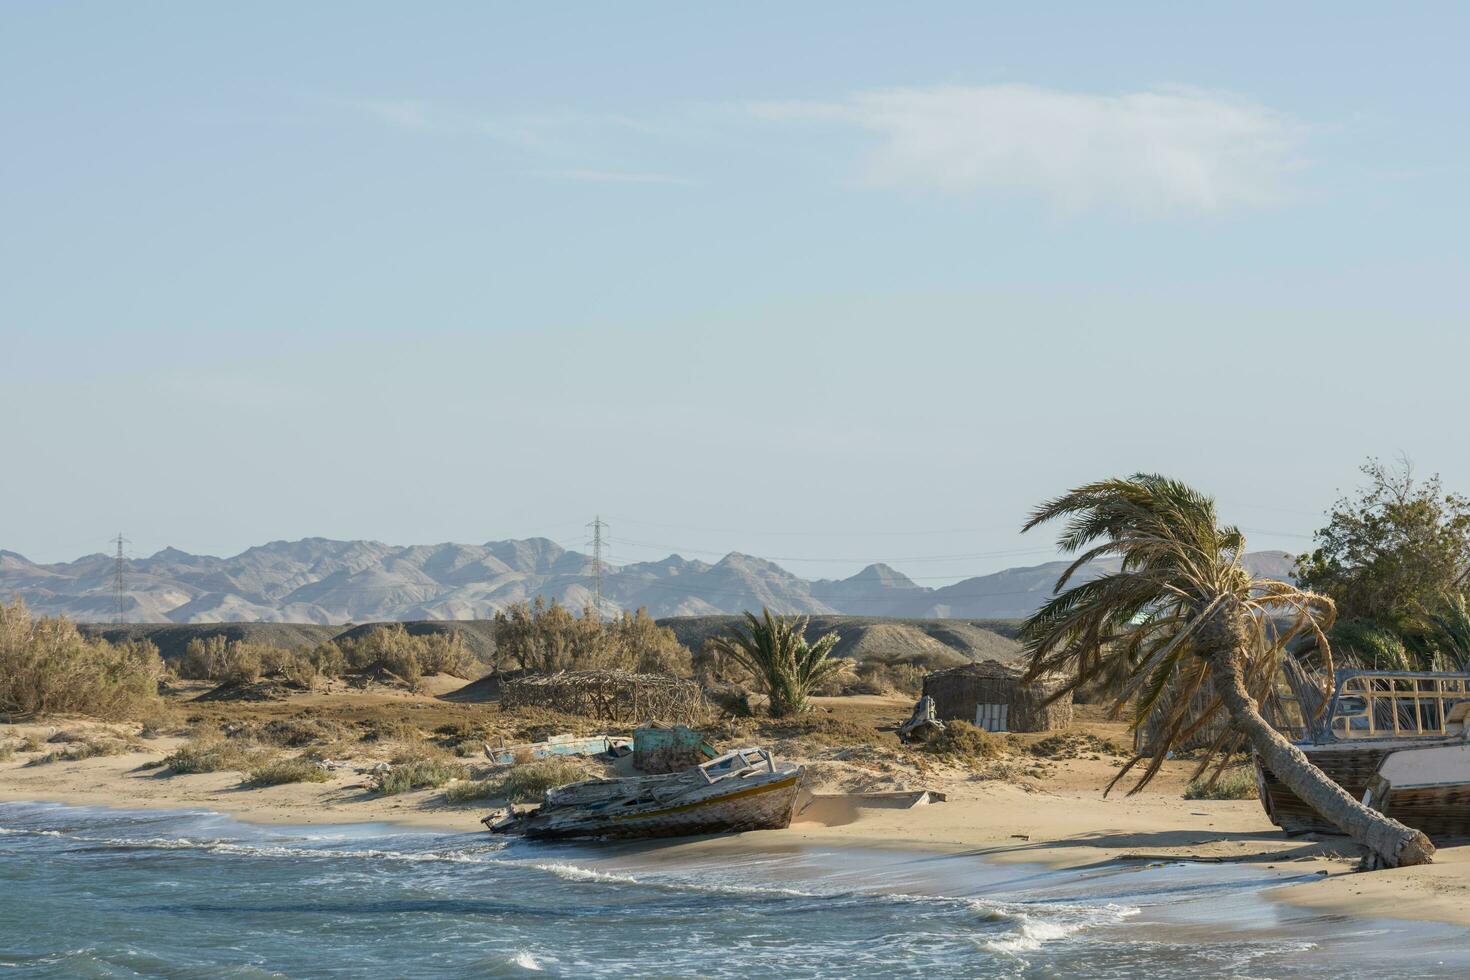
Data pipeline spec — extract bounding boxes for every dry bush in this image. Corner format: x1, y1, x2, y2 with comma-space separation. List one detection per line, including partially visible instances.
833, 660, 927, 697
1026, 732, 1128, 760
356, 716, 424, 743
245, 756, 331, 788
415, 633, 477, 678
0, 599, 164, 721
0, 742, 16, 762
493, 600, 689, 675
235, 716, 350, 748
163, 738, 269, 775
371, 751, 468, 795
181, 637, 328, 689
925, 721, 1005, 760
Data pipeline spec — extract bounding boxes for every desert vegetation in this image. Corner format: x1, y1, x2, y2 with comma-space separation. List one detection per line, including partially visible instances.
176, 624, 481, 694
493, 599, 689, 674
0, 599, 163, 721
704, 609, 851, 717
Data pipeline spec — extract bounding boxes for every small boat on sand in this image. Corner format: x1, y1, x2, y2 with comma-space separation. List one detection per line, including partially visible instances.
483, 747, 803, 841
1361, 702, 1470, 837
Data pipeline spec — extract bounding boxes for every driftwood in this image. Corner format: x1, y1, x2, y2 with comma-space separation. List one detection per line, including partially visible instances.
922, 660, 1072, 733
501, 670, 707, 724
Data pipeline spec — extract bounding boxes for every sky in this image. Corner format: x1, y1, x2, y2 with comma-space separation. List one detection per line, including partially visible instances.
2, 3, 1467, 584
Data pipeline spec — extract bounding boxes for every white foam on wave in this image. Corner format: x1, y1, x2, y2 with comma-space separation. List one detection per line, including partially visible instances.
531, 862, 641, 884
0, 827, 65, 837
971, 900, 1141, 956
508, 949, 542, 971
93, 835, 509, 865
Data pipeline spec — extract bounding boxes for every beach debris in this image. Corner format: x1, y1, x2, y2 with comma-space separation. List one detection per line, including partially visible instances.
483, 734, 631, 767
633, 723, 717, 774
484, 747, 803, 841
898, 696, 945, 744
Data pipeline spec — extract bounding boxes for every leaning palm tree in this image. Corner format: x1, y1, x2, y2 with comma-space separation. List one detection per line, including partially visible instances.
707, 609, 849, 718
1020, 474, 1433, 869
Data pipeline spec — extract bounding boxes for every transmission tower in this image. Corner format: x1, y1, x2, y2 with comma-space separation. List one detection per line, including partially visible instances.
112, 532, 129, 625
587, 516, 608, 618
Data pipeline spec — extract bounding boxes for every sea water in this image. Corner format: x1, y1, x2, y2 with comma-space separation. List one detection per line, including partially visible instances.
1, 801, 1465, 978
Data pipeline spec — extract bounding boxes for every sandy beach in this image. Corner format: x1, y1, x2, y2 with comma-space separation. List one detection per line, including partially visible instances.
5, 707, 1466, 932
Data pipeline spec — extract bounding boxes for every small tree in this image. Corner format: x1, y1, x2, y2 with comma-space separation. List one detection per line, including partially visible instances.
1296, 458, 1470, 623
706, 609, 850, 717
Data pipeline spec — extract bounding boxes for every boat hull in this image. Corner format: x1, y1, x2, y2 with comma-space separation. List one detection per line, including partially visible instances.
1256, 738, 1463, 836
510, 771, 803, 841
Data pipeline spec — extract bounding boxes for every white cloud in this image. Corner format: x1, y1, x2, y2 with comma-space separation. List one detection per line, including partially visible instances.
752, 84, 1305, 214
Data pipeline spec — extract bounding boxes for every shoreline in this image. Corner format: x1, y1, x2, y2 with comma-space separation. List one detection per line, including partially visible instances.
5, 742, 1468, 933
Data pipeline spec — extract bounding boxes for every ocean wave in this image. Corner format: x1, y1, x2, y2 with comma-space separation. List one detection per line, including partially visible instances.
508, 949, 542, 971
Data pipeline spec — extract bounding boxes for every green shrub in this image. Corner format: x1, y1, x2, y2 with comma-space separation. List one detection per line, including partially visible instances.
925, 720, 1005, 760
1184, 767, 1259, 800
244, 757, 331, 788
0, 599, 163, 721
163, 739, 267, 775
371, 753, 468, 795
498, 758, 589, 803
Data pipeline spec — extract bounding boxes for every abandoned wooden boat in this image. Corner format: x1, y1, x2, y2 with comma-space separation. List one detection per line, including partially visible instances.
1360, 702, 1470, 837
483, 734, 631, 767
1256, 669, 1470, 835
483, 747, 803, 840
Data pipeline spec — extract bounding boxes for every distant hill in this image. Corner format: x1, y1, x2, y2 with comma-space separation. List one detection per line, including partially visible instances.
658, 615, 1022, 667
1, 537, 1296, 625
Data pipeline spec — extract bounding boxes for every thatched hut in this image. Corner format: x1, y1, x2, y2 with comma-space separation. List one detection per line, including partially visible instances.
921, 660, 1072, 733
501, 670, 706, 724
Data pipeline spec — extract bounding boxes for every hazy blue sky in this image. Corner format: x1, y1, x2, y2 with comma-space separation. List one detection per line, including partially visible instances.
3, 3, 1467, 582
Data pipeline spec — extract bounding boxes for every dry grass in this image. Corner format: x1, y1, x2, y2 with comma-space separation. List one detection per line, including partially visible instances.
1184, 766, 1259, 800
244, 756, 331, 788
498, 758, 590, 803
0, 742, 15, 762
163, 738, 269, 775
371, 751, 468, 795
27, 737, 135, 766
442, 778, 500, 803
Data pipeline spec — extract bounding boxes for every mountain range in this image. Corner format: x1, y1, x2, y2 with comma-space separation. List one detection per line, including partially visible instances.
0, 538, 1296, 625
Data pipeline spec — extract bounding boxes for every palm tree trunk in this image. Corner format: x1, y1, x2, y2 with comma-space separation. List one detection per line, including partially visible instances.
1203, 627, 1434, 869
